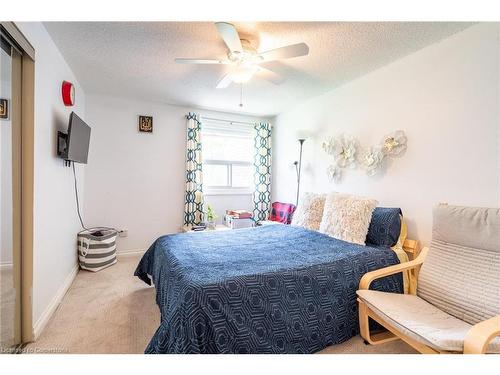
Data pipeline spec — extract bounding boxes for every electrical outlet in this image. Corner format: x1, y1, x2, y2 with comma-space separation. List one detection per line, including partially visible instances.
118, 230, 128, 238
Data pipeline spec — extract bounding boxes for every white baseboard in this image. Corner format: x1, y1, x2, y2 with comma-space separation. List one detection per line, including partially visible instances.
33, 264, 79, 340
116, 249, 145, 257
32, 250, 144, 340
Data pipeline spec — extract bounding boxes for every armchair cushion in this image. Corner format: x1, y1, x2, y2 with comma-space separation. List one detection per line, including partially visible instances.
417, 205, 500, 325
432, 204, 500, 252
357, 290, 500, 353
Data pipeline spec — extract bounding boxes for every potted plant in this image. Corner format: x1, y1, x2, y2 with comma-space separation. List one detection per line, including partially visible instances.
205, 205, 217, 230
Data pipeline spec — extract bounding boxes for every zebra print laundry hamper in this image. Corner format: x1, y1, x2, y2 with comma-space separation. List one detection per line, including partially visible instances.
77, 228, 118, 272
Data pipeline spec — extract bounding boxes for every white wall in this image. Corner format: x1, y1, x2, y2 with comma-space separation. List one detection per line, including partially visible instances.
84, 94, 267, 252
16, 23, 86, 328
272, 23, 500, 245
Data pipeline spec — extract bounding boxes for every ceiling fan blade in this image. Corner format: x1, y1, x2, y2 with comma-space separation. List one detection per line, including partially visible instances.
175, 58, 228, 64
216, 74, 232, 89
215, 22, 243, 52
256, 67, 285, 85
259, 42, 309, 62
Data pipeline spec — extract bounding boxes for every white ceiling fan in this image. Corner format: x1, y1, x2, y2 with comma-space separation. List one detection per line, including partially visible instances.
175, 22, 310, 89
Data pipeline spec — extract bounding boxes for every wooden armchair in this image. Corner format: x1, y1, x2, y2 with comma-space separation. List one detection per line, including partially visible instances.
357, 204, 500, 354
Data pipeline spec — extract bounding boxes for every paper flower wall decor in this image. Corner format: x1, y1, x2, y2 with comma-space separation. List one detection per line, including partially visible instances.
322, 130, 407, 182
326, 164, 342, 182
321, 137, 335, 155
322, 134, 358, 168
360, 147, 385, 176
381, 130, 407, 156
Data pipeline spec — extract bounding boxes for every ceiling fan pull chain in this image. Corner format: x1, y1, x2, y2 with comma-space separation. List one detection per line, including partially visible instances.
239, 83, 243, 107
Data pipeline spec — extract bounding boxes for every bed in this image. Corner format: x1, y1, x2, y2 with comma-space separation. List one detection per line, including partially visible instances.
134, 224, 403, 354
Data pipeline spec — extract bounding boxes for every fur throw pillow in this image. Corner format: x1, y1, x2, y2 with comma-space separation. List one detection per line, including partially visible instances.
291, 192, 326, 231
319, 193, 378, 245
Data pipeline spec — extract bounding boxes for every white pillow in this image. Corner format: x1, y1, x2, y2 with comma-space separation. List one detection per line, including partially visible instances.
291, 192, 326, 231
319, 193, 378, 245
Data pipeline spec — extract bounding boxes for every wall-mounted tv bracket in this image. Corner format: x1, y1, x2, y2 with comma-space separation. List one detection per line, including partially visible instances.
57, 131, 71, 167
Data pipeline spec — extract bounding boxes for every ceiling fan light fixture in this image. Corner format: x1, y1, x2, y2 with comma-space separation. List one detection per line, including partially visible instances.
175, 22, 307, 88
228, 64, 258, 83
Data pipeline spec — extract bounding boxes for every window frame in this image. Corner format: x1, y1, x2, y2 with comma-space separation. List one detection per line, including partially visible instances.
201, 120, 255, 196
204, 160, 254, 195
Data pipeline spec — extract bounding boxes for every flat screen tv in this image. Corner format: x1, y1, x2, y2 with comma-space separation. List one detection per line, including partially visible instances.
59, 112, 91, 164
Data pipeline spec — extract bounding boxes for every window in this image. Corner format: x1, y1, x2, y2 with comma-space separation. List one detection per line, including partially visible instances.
202, 120, 254, 194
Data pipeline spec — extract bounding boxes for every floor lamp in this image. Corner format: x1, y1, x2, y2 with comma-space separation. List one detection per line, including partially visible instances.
294, 138, 306, 206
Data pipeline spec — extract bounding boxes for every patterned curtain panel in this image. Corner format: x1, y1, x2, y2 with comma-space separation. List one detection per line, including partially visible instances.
184, 113, 204, 227
253, 122, 272, 221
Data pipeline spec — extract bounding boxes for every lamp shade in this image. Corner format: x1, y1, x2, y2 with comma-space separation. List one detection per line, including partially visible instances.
296, 130, 310, 141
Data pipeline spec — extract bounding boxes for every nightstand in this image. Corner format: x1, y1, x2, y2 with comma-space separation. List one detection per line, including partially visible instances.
402, 239, 420, 261
181, 225, 231, 233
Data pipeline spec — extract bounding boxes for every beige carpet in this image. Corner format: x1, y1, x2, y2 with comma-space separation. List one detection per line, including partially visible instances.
26, 254, 416, 354
1, 265, 15, 348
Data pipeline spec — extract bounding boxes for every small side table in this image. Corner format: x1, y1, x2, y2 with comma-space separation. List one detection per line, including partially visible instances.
181, 225, 231, 233
402, 239, 420, 295
402, 239, 419, 261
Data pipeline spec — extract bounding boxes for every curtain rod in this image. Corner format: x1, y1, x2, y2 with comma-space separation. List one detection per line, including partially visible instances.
201, 116, 255, 126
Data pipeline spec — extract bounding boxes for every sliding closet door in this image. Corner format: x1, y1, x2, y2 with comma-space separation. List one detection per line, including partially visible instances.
0, 33, 22, 349
0, 22, 35, 346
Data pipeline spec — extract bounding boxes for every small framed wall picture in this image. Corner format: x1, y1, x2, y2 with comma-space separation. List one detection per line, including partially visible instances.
0, 98, 9, 120
139, 115, 153, 133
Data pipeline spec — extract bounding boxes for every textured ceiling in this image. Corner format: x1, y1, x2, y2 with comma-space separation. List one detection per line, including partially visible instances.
43, 22, 473, 116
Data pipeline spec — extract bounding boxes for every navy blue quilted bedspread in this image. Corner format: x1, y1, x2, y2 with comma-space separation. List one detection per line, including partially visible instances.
134, 225, 402, 354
